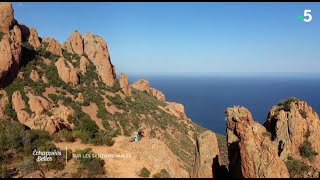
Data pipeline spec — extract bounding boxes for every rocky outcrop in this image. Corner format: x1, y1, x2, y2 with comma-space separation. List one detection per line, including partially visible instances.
191, 130, 220, 178
149, 87, 165, 101
79, 56, 89, 75
29, 70, 40, 82
55, 57, 79, 85
0, 24, 22, 87
264, 99, 320, 169
63, 30, 83, 55
28, 95, 52, 115
12, 91, 25, 112
42, 37, 62, 56
10, 25, 22, 64
0, 2, 14, 33
28, 28, 41, 49
226, 106, 289, 178
0, 33, 13, 83
120, 73, 131, 96
0, 89, 8, 118
131, 78, 150, 92
132, 78, 166, 101
165, 102, 187, 119
83, 32, 116, 86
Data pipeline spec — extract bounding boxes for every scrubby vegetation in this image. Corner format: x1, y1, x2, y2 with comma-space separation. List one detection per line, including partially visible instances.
72, 148, 105, 178
262, 131, 272, 139
286, 156, 309, 178
300, 140, 318, 160
277, 97, 300, 112
0, 119, 71, 177
0, 32, 5, 42
138, 167, 150, 178
299, 109, 308, 119
152, 169, 170, 178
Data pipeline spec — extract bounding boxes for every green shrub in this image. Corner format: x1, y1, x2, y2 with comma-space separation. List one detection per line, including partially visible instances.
262, 131, 272, 139
152, 169, 170, 178
4, 104, 17, 119
82, 98, 91, 106
74, 148, 105, 178
90, 131, 114, 146
138, 167, 150, 178
59, 129, 75, 142
286, 156, 309, 178
300, 140, 318, 160
278, 97, 300, 112
0, 32, 5, 42
299, 109, 308, 119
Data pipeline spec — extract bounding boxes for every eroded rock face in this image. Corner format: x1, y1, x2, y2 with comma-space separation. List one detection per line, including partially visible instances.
28, 28, 41, 49
42, 37, 62, 56
28, 95, 52, 115
191, 130, 220, 178
264, 100, 320, 169
120, 73, 131, 96
10, 25, 22, 64
165, 102, 187, 119
226, 106, 289, 178
0, 89, 8, 118
131, 78, 150, 92
79, 56, 89, 75
83, 32, 115, 86
0, 2, 14, 33
55, 57, 79, 85
63, 30, 83, 55
29, 70, 40, 82
149, 87, 165, 101
0, 33, 13, 82
12, 91, 25, 112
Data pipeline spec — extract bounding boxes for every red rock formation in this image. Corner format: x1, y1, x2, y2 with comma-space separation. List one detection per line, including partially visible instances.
131, 78, 150, 92
63, 30, 83, 55
83, 32, 115, 86
120, 73, 131, 96
42, 37, 62, 56
28, 27, 41, 49
79, 56, 89, 75
55, 57, 79, 85
226, 106, 289, 178
0, 2, 14, 33
149, 87, 165, 101
191, 130, 220, 178
165, 102, 187, 119
264, 99, 320, 170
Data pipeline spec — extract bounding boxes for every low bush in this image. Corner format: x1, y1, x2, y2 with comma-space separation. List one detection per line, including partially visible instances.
300, 140, 318, 160
138, 167, 150, 178
152, 169, 170, 178
286, 156, 309, 178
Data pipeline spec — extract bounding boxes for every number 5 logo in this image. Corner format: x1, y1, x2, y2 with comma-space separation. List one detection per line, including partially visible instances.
304, 10, 312, 23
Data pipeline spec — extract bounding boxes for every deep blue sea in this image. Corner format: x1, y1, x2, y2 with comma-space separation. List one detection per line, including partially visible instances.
125, 73, 320, 135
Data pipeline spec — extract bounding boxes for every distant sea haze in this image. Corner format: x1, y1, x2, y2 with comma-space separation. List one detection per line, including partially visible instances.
126, 73, 320, 135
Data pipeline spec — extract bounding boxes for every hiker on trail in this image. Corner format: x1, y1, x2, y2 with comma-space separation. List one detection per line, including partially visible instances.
131, 129, 145, 142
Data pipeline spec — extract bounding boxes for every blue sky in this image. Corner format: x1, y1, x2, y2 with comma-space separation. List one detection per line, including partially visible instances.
12, 2, 320, 74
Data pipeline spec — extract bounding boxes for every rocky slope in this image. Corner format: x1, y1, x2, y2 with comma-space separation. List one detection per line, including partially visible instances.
0, 2, 208, 178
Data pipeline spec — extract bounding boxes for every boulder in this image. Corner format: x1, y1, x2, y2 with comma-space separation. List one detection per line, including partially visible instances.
79, 56, 89, 75
29, 69, 40, 82
55, 57, 79, 85
191, 130, 220, 178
